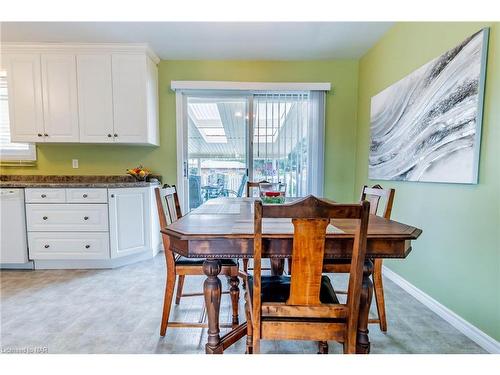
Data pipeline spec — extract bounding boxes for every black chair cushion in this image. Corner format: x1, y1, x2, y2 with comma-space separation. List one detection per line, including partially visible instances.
248, 275, 339, 304
175, 257, 238, 267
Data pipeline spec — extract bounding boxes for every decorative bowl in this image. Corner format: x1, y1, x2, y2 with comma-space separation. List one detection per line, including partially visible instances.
126, 165, 151, 181
259, 182, 286, 204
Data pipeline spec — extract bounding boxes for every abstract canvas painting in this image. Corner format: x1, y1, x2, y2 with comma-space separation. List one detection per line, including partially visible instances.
369, 28, 489, 184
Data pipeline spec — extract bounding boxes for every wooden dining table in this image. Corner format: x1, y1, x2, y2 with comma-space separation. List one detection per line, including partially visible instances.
161, 197, 422, 354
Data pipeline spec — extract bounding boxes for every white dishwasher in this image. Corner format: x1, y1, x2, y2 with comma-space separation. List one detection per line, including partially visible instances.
0, 188, 32, 268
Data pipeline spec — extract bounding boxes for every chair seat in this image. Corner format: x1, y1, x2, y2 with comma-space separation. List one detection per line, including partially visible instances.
248, 275, 339, 304
175, 257, 238, 267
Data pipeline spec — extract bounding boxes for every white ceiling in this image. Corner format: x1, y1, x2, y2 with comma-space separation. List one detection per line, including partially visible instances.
0, 22, 393, 60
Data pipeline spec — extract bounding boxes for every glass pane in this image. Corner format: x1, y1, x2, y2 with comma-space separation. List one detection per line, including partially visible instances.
252, 93, 309, 197
187, 95, 248, 210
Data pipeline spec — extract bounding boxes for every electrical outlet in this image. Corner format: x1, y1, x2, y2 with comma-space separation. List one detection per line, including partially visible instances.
72, 159, 79, 169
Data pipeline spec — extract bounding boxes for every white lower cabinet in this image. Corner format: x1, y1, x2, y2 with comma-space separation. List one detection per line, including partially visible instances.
108, 187, 151, 259
28, 232, 109, 260
25, 187, 157, 265
26, 203, 109, 232
25, 188, 66, 203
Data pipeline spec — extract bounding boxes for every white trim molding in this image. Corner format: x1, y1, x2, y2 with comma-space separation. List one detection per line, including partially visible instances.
171, 80, 331, 92
383, 266, 500, 354
1, 43, 160, 64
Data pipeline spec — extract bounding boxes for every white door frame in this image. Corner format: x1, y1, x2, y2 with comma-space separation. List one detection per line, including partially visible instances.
175, 91, 188, 213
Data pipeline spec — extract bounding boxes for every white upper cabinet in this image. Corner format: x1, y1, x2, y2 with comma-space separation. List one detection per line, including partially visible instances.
4, 53, 45, 143
146, 56, 160, 145
112, 54, 148, 144
41, 54, 80, 142
2, 44, 160, 146
77, 54, 114, 143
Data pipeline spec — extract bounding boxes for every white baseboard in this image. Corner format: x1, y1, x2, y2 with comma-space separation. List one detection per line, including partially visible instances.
33, 250, 155, 270
0, 261, 34, 270
383, 266, 500, 354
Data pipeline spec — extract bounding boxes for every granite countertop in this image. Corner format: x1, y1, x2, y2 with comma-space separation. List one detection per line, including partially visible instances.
0, 175, 162, 189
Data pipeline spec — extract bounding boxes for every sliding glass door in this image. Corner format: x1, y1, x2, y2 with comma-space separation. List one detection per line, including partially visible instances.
183, 94, 250, 210
177, 90, 324, 212
252, 93, 310, 197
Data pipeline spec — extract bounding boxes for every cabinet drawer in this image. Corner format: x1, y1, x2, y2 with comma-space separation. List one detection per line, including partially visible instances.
26, 204, 108, 232
28, 232, 109, 260
66, 188, 108, 203
25, 188, 66, 203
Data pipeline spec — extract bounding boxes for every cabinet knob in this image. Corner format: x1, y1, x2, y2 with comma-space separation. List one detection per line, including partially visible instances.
42, 216, 48, 220
110, 194, 115, 198
44, 133, 48, 137
41, 194, 47, 198
107, 134, 112, 138
44, 244, 50, 248
83, 216, 89, 220
37, 133, 43, 137
85, 244, 90, 249
113, 134, 118, 137
83, 194, 88, 198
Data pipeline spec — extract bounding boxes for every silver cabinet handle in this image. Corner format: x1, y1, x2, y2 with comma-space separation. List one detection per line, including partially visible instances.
41, 194, 47, 198
83, 216, 89, 220
37, 133, 43, 137
107, 134, 112, 138
110, 194, 115, 198
44, 133, 48, 137
83, 194, 88, 198
113, 134, 118, 137
42, 216, 48, 220
44, 244, 50, 248
85, 245, 90, 249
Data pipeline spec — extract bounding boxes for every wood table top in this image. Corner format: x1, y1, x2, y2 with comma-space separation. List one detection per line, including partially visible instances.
162, 197, 422, 241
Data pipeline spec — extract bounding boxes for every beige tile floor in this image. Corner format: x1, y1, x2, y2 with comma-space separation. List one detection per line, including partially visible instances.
0, 255, 486, 354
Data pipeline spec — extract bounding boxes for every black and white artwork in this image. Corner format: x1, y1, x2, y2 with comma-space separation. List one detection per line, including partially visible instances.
369, 28, 489, 184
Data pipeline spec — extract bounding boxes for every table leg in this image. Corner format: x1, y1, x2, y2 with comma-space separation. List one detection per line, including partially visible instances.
270, 258, 285, 276
203, 259, 223, 354
229, 276, 240, 327
356, 259, 374, 354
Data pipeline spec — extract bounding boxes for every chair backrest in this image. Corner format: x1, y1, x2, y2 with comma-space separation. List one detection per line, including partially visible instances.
359, 184, 395, 219
155, 185, 182, 270
252, 195, 370, 334
236, 175, 248, 197
246, 180, 269, 198
188, 175, 202, 209
155, 185, 182, 229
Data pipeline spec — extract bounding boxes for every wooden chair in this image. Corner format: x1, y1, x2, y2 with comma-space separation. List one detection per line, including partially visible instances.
155, 185, 241, 336
242, 195, 370, 354
245, 180, 269, 198
242, 180, 270, 285
323, 184, 395, 332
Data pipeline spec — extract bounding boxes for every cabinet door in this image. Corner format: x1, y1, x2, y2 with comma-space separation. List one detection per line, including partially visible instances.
146, 56, 159, 145
111, 54, 148, 143
41, 54, 79, 142
3, 53, 45, 142
77, 54, 114, 143
108, 187, 151, 258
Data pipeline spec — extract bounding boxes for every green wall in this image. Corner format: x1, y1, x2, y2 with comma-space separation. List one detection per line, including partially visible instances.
355, 22, 500, 341
0, 60, 360, 202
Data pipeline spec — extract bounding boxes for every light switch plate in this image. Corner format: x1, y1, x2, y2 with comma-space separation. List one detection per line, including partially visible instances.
72, 159, 79, 169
